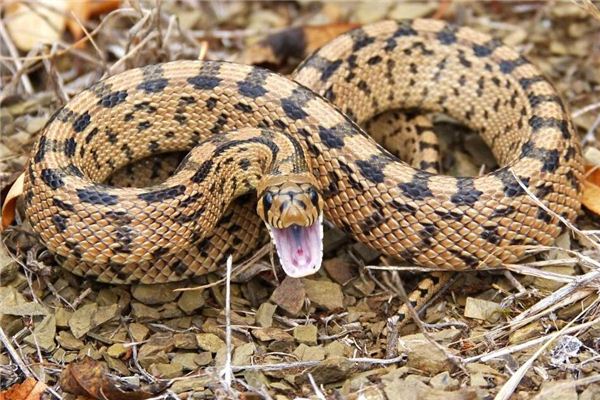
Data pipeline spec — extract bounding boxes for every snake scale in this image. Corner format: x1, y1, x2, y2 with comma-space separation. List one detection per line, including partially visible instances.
24, 19, 583, 284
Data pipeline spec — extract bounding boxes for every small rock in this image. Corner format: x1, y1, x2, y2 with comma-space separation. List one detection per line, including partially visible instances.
69, 303, 119, 338
172, 352, 202, 371
323, 257, 356, 286
293, 344, 325, 361
509, 321, 543, 344
196, 333, 225, 353
129, 323, 150, 342
302, 279, 343, 311
149, 362, 183, 379
309, 357, 353, 384
93, 304, 119, 326
350, 242, 381, 264
104, 355, 129, 376
255, 302, 277, 328
270, 277, 305, 315
131, 302, 160, 321
54, 307, 72, 328
464, 297, 504, 322
177, 290, 205, 314
174, 332, 198, 349
533, 265, 575, 291
138, 335, 175, 368
131, 283, 181, 305
24, 315, 56, 352
294, 324, 318, 345
171, 376, 211, 394
56, 331, 84, 351
107, 343, 127, 358
252, 327, 294, 342
69, 303, 96, 339
324, 341, 351, 358
195, 352, 212, 366
233, 342, 256, 366
160, 303, 185, 319
430, 371, 459, 390
399, 333, 458, 375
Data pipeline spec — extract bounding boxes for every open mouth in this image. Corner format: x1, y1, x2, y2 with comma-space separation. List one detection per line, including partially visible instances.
268, 214, 323, 278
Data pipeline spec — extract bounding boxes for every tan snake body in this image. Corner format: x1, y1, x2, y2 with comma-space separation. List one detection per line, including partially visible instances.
24, 19, 583, 284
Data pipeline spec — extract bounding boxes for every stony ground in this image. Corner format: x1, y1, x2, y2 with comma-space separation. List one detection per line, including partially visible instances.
1, 1, 600, 399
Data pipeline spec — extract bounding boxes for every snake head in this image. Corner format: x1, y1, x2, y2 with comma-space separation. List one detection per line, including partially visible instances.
257, 175, 324, 278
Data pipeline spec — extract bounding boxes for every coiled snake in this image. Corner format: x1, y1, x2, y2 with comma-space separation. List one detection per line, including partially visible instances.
24, 19, 583, 284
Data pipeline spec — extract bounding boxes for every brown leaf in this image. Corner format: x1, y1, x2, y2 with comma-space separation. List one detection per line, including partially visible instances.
0, 377, 48, 400
67, 0, 121, 40
59, 356, 167, 400
583, 166, 600, 216
1, 173, 23, 231
237, 23, 359, 67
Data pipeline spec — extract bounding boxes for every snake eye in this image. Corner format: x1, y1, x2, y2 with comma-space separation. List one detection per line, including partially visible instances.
262, 191, 273, 212
309, 188, 319, 207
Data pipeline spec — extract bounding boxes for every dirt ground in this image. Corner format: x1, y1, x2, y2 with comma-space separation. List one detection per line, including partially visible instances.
1, 1, 600, 399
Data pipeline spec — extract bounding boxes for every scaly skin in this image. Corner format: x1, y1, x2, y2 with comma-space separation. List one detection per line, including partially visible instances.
24, 19, 583, 284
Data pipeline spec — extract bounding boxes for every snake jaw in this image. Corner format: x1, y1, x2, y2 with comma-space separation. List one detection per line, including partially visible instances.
269, 214, 323, 278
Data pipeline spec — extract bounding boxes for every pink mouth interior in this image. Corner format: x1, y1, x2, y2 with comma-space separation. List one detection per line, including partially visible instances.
270, 220, 323, 278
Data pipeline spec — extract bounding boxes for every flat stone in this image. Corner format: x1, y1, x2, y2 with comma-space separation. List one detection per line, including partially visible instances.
309, 357, 353, 384
464, 297, 504, 322
107, 343, 127, 358
177, 290, 205, 314
324, 341, 351, 358
131, 302, 160, 321
54, 307, 72, 328
323, 257, 356, 286
195, 352, 212, 366
430, 371, 459, 390
56, 331, 84, 351
293, 344, 325, 362
302, 279, 343, 311
24, 315, 56, 352
255, 302, 277, 328
131, 282, 182, 305
233, 342, 256, 366
149, 362, 183, 379
172, 353, 201, 371
270, 277, 305, 316
196, 333, 225, 353
294, 324, 318, 345
171, 376, 211, 394
252, 327, 294, 342
174, 333, 198, 349
129, 323, 150, 342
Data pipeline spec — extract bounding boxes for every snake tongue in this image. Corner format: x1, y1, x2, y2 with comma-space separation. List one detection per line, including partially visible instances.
270, 216, 323, 278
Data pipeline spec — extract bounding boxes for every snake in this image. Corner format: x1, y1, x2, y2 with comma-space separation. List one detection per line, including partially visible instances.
23, 19, 583, 285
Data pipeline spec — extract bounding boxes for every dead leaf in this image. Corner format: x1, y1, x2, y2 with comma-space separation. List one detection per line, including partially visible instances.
1, 173, 23, 231
237, 23, 359, 66
0, 377, 48, 400
5, 0, 68, 51
59, 356, 167, 400
66, 0, 121, 40
582, 165, 600, 216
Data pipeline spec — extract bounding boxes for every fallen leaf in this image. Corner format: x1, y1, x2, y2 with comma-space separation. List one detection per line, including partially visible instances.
60, 356, 167, 400
0, 377, 48, 400
66, 0, 121, 40
582, 165, 600, 216
5, 0, 68, 51
1, 173, 23, 231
